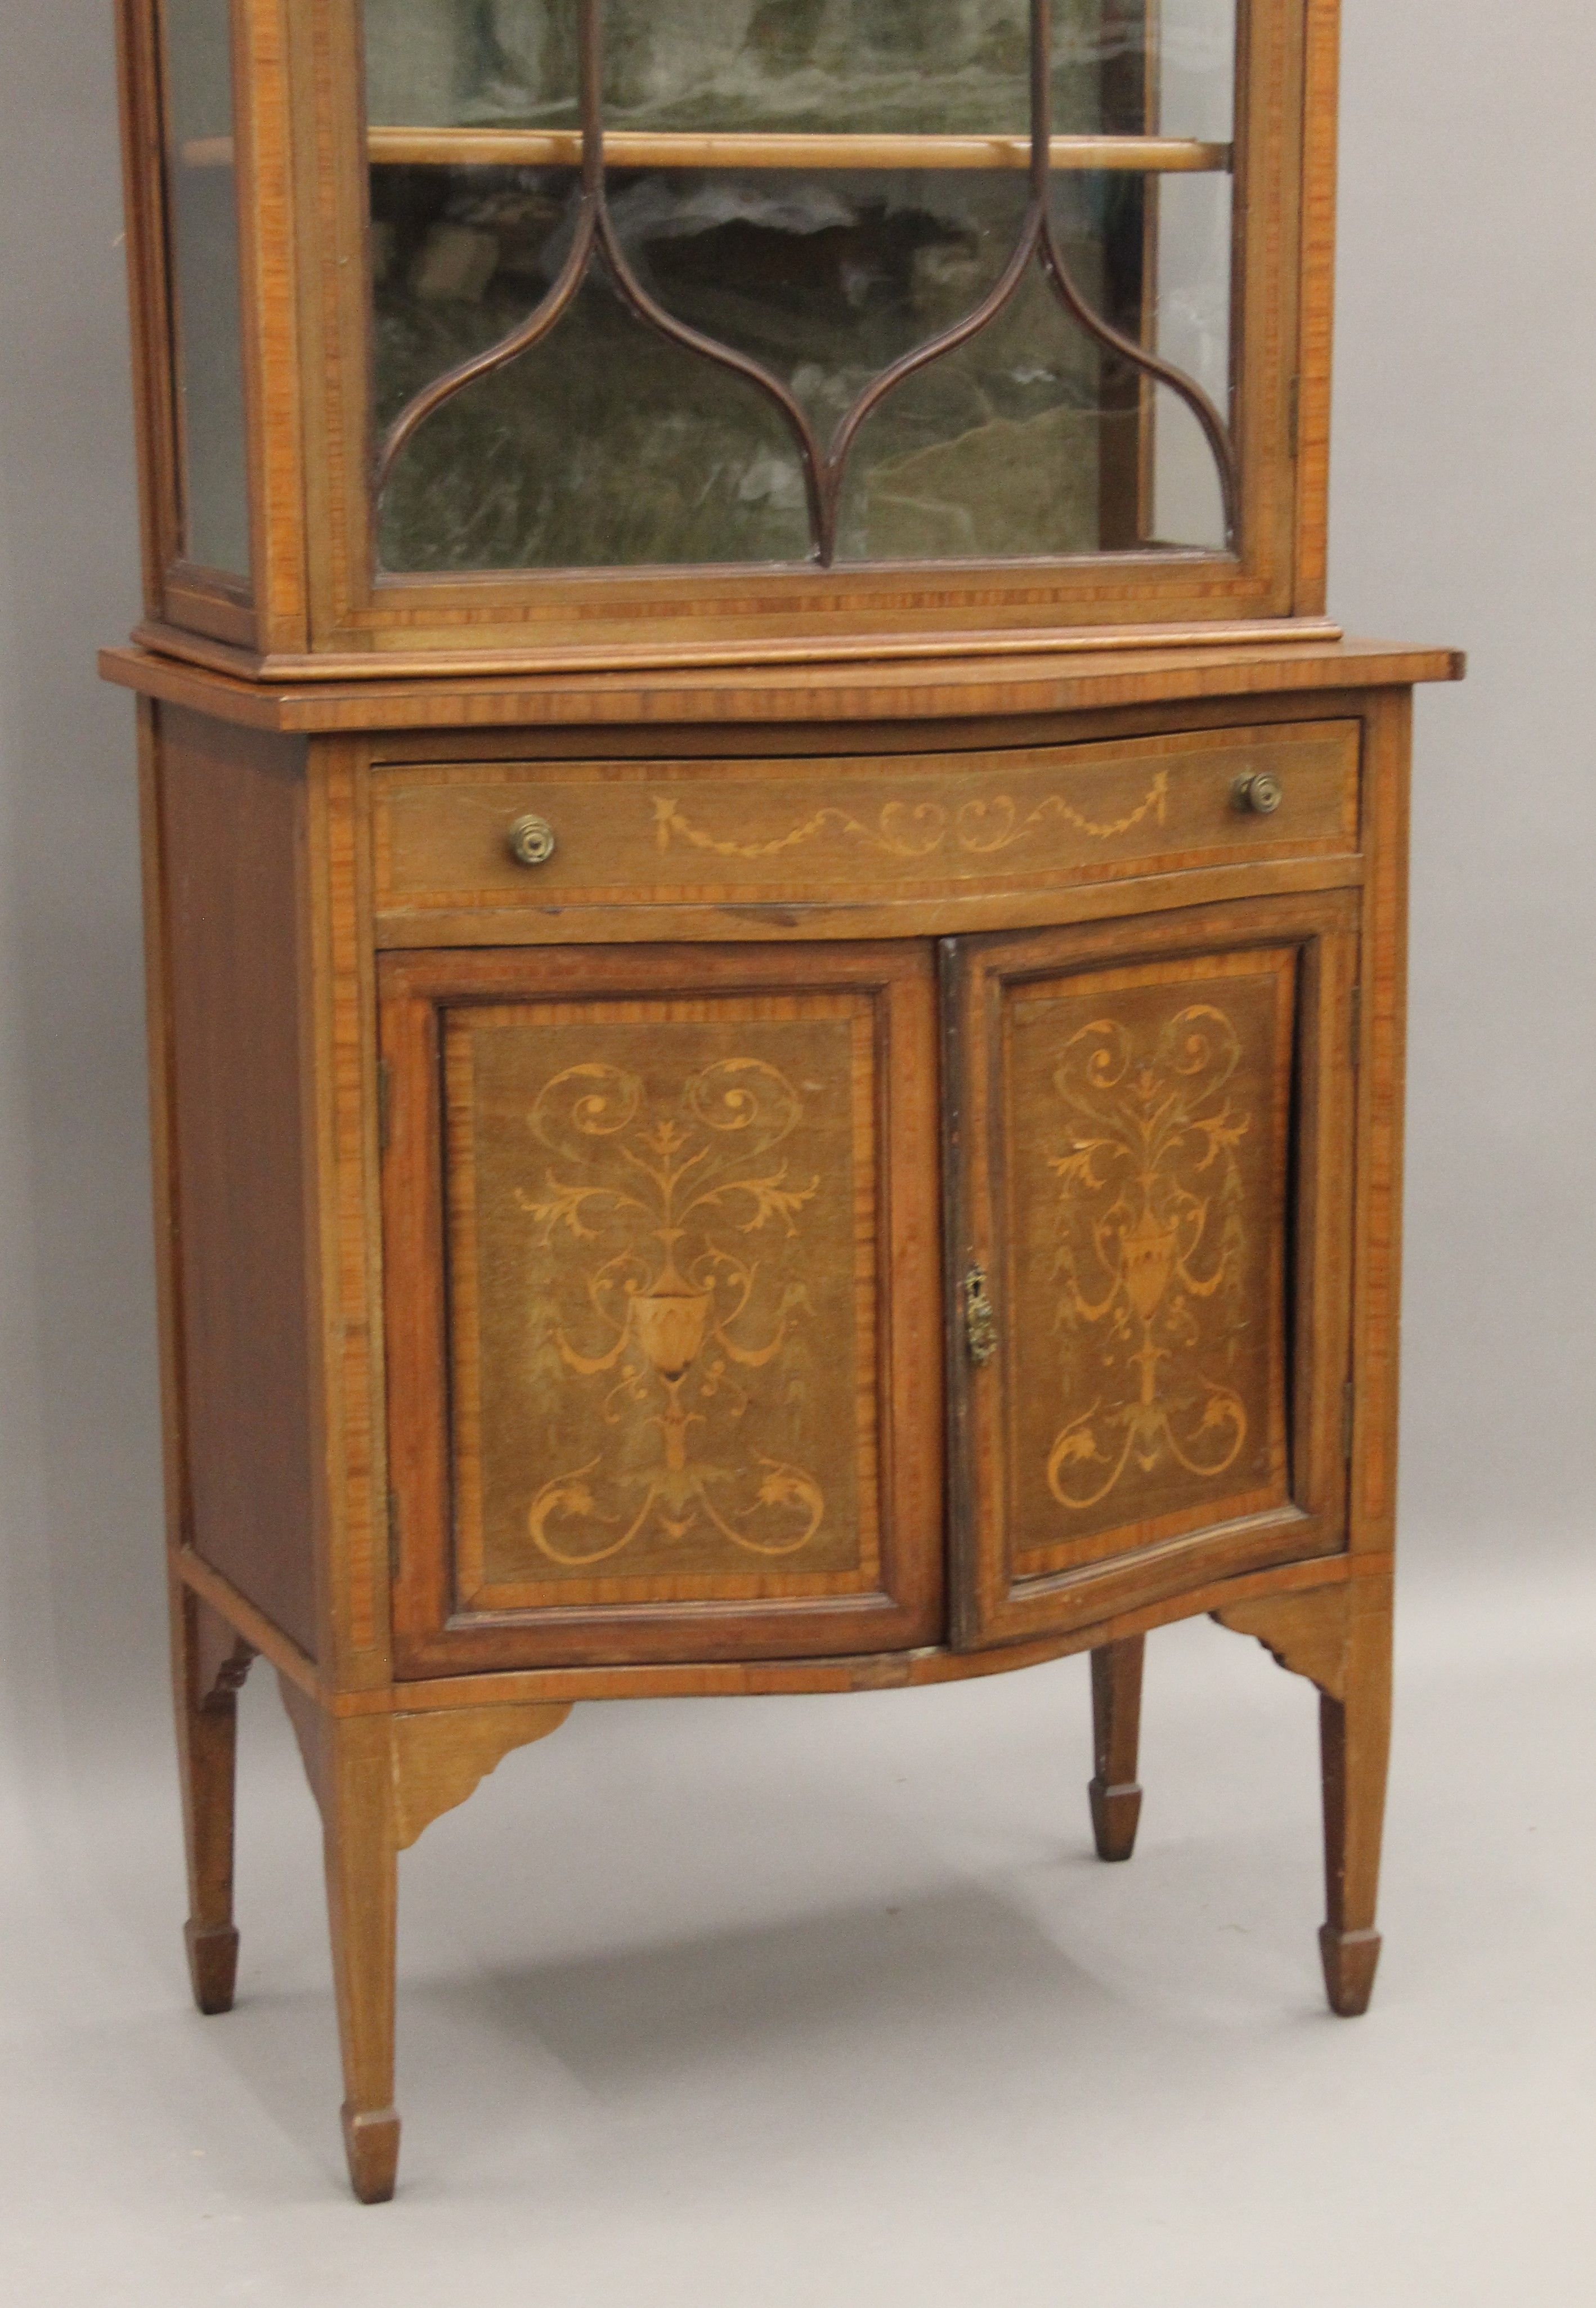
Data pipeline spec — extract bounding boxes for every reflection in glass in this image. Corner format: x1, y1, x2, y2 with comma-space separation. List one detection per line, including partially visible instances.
1149, 169, 1231, 546
364, 0, 1235, 140
367, 3, 1238, 572
374, 175, 812, 568
372, 154, 1232, 568
161, 0, 252, 576
836, 168, 1231, 562
1150, 385, 1226, 550
837, 267, 1106, 561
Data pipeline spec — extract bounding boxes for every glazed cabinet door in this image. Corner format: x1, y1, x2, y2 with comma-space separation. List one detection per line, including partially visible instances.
944, 893, 1360, 1649
380, 942, 942, 1673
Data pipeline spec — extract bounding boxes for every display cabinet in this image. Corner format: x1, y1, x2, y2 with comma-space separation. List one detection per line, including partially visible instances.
104, 0, 1461, 2203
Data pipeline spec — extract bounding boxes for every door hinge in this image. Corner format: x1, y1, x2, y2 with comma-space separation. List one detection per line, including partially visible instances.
1349, 983, 1362, 1073
387, 1491, 401, 1585
377, 1059, 393, 1154
1288, 374, 1302, 459
1342, 1381, 1357, 1466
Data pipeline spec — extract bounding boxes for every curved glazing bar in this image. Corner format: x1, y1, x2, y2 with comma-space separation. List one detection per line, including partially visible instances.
376, 0, 831, 543
374, 0, 1238, 567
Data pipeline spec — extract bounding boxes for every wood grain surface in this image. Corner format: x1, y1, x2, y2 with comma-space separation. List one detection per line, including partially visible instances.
380, 940, 944, 1674
946, 889, 1360, 1650
372, 720, 1360, 925
154, 705, 320, 1655
102, 637, 1463, 731
103, 0, 1447, 2196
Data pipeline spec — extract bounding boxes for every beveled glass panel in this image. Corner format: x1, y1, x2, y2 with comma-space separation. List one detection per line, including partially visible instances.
365, 1, 1235, 138
160, 0, 251, 576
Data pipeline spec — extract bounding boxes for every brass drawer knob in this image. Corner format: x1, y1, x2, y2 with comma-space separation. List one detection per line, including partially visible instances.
963, 1267, 998, 1367
1233, 770, 1284, 816
507, 813, 557, 867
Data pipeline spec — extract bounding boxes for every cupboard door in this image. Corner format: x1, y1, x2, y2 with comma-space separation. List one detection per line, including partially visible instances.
382, 943, 942, 1673
945, 894, 1359, 1649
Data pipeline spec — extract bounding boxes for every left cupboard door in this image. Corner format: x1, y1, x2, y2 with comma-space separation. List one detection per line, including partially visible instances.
380, 943, 944, 1674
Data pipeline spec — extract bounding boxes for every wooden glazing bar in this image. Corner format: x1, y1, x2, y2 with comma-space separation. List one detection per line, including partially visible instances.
184, 131, 1232, 174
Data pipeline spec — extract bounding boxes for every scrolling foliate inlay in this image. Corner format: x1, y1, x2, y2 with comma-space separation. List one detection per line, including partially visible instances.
652, 771, 1169, 864
1006, 957, 1291, 1567
1044, 1003, 1252, 1507
521, 1059, 827, 1565
454, 1007, 874, 1596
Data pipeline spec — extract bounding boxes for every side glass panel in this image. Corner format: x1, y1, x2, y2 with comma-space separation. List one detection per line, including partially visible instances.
159, 0, 252, 578
365, 3, 1238, 574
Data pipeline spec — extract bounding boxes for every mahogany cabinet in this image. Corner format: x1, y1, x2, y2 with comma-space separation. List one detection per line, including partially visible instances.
103, 0, 1460, 2203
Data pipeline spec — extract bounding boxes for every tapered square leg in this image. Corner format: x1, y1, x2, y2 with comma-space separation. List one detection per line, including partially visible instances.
1318, 1584, 1393, 2016
281, 1690, 402, 2203
325, 1734, 401, 2204
172, 1584, 254, 2015
1088, 1636, 1145, 1862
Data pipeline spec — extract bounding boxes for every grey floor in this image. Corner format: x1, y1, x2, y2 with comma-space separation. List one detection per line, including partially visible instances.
2, 1548, 1591, 2307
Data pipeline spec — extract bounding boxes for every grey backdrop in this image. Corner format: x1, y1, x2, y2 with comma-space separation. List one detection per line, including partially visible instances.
1, 9, 1591, 2301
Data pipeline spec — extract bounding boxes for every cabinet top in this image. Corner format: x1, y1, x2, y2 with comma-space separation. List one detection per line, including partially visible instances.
118, 5, 1373, 675
102, 634, 1464, 736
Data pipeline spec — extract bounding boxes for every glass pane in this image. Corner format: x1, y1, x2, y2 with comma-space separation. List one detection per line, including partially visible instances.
836, 265, 1111, 562
1150, 0, 1236, 141
160, 0, 252, 577
1149, 168, 1231, 547
364, 2, 1235, 138
366, 7, 1238, 573
836, 168, 1230, 558
374, 167, 812, 569
1150, 386, 1225, 550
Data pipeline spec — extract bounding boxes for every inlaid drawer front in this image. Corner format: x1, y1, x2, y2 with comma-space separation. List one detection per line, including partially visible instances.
373, 720, 1360, 917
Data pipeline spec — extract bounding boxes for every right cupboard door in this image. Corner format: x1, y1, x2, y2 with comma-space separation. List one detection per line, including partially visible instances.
944, 893, 1360, 1650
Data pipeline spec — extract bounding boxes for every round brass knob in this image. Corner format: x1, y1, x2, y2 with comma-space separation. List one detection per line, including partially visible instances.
507, 813, 557, 868
1234, 771, 1284, 817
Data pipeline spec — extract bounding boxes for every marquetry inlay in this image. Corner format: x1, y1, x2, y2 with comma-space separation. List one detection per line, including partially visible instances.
1005, 947, 1296, 1571
444, 996, 884, 1606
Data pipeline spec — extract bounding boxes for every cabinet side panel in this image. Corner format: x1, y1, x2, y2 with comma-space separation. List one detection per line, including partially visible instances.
156, 705, 318, 1654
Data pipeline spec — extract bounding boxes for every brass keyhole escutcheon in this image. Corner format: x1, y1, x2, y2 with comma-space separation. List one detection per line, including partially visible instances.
508, 813, 557, 867
964, 1267, 998, 1367
1232, 770, 1285, 816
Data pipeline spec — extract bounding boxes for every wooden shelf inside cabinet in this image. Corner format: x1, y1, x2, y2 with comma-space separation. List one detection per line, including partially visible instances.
109, 0, 1462, 2212
362, 129, 1235, 173
185, 130, 1234, 173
